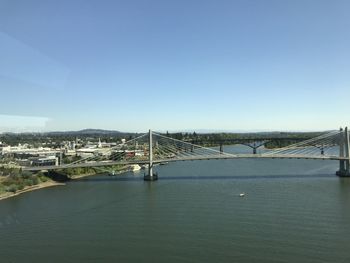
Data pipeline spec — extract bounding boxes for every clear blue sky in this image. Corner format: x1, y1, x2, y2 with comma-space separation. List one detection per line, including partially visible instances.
0, 0, 349, 132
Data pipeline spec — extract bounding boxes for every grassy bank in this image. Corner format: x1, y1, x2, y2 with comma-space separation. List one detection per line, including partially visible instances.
0, 181, 65, 201
55, 164, 130, 180
0, 164, 132, 201
0, 167, 63, 200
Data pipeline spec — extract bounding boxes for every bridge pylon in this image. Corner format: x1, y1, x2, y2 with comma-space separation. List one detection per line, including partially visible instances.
144, 129, 158, 181
337, 127, 350, 177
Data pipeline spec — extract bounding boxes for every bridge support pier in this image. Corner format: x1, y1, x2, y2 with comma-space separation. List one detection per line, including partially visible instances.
144, 129, 158, 181
58, 152, 63, 166
337, 127, 350, 177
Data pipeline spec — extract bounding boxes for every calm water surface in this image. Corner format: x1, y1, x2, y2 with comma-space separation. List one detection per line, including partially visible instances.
1, 146, 350, 262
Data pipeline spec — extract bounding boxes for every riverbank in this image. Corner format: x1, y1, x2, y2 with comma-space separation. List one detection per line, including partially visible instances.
0, 172, 99, 201
0, 165, 135, 201
0, 180, 65, 201
67, 165, 134, 180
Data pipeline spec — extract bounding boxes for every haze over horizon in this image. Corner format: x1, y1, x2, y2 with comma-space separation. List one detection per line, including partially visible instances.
0, 125, 339, 135
0, 0, 349, 132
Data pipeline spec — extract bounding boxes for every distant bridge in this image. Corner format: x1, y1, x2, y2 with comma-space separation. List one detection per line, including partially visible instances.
190, 136, 319, 154
22, 127, 350, 180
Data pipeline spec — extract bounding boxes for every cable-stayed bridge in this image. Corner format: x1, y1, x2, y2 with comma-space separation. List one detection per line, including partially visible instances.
23, 127, 350, 180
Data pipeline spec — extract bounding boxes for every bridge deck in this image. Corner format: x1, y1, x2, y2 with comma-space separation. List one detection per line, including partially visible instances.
22, 154, 348, 171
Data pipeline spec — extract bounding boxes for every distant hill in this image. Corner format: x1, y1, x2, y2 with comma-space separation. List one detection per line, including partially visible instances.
0, 129, 139, 137
45, 129, 123, 135
0, 128, 333, 136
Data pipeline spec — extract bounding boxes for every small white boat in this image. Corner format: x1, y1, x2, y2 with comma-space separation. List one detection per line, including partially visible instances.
239, 193, 245, 197
129, 164, 141, 172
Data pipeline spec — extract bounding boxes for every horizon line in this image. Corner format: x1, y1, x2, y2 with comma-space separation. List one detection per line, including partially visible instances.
0, 127, 338, 135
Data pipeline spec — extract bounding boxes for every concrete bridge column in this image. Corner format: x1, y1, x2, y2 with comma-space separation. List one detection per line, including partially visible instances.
144, 129, 158, 181
345, 127, 350, 175
337, 127, 349, 177
59, 152, 63, 166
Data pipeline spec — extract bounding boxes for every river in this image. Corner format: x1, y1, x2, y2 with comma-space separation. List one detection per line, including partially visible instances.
1, 146, 350, 262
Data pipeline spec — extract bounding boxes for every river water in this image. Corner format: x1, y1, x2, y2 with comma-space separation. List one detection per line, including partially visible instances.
1, 146, 350, 262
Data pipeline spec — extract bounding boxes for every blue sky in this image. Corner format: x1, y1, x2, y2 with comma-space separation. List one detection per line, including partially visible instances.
0, 0, 349, 132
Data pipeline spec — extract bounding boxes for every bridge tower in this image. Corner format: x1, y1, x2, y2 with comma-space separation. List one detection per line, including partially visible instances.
144, 129, 158, 181
337, 127, 350, 177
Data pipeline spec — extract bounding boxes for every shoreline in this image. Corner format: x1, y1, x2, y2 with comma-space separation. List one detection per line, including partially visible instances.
70, 167, 130, 180
0, 181, 65, 201
0, 166, 134, 202
70, 172, 100, 180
